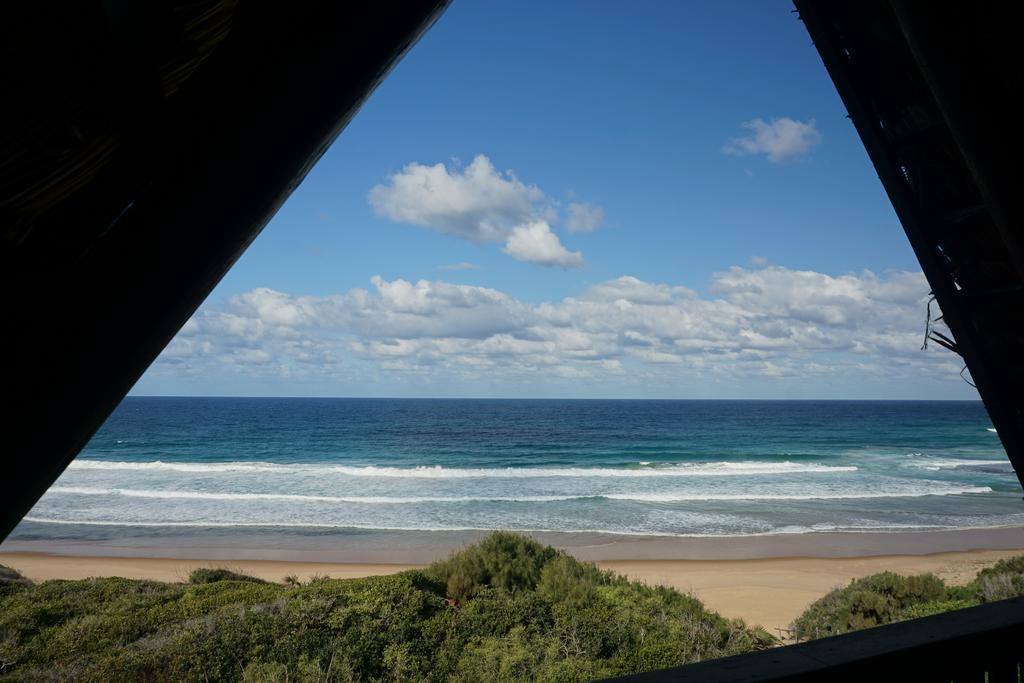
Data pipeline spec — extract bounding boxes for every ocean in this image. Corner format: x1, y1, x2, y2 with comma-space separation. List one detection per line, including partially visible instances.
9, 398, 1023, 544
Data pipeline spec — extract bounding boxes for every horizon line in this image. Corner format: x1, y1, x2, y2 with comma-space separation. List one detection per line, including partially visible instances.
125, 394, 983, 402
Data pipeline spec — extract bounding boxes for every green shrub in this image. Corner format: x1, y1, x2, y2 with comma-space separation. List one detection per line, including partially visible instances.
975, 572, 1024, 602
971, 554, 1024, 602
0, 564, 32, 599
454, 586, 553, 639
187, 567, 268, 584
790, 556, 1024, 642
0, 533, 773, 681
976, 555, 1024, 580
898, 598, 976, 620
0, 565, 31, 586
428, 531, 559, 601
452, 627, 561, 682
537, 554, 618, 606
791, 572, 948, 640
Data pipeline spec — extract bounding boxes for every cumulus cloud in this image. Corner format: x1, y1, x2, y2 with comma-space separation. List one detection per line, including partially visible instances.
722, 118, 822, 163
566, 202, 604, 232
369, 154, 540, 242
369, 154, 585, 267
151, 265, 965, 395
503, 221, 583, 268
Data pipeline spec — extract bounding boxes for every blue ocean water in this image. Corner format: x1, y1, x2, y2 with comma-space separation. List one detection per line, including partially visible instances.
12, 398, 1024, 539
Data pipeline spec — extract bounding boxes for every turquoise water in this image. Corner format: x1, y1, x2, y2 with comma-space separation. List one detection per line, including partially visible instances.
11, 397, 1023, 539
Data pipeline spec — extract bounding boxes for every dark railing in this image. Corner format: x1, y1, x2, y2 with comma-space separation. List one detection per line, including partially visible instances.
609, 597, 1024, 682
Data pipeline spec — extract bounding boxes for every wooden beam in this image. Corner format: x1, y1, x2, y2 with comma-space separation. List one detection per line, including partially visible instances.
0, 0, 450, 540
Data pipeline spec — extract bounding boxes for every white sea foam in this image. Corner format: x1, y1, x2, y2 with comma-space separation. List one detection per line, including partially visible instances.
67, 459, 858, 477
20, 517, 490, 531
45, 484, 991, 504
68, 460, 288, 473
604, 485, 992, 501
906, 457, 1009, 471
328, 461, 861, 478
66, 459, 857, 478
47, 487, 578, 504
18, 516, 1004, 538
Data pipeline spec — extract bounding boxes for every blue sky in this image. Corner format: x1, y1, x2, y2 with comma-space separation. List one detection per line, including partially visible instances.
134, 0, 973, 399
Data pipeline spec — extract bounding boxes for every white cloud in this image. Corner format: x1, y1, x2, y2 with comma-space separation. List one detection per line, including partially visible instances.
440, 261, 481, 271
709, 266, 924, 327
503, 221, 583, 268
232, 349, 272, 364
566, 202, 604, 232
584, 276, 695, 305
369, 154, 586, 267
369, 154, 543, 242
152, 265, 965, 396
722, 118, 822, 163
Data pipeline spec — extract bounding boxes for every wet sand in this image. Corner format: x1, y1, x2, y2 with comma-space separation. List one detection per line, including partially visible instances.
4, 525, 1024, 563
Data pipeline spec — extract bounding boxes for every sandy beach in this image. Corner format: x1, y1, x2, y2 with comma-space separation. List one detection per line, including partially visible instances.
4, 538, 1023, 633
600, 551, 1023, 632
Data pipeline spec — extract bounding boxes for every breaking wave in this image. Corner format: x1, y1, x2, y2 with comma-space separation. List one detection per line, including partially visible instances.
47, 484, 990, 504
67, 459, 858, 478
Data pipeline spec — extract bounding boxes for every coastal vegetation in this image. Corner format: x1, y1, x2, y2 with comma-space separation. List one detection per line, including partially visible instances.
791, 554, 1024, 640
0, 532, 773, 682
3, 535, 1021, 680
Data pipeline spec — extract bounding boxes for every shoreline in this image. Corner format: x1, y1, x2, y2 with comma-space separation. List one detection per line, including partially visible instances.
4, 524, 1024, 564
4, 526, 1024, 632
2, 546, 1021, 633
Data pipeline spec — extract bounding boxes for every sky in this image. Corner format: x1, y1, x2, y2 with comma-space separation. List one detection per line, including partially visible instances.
132, 0, 974, 400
